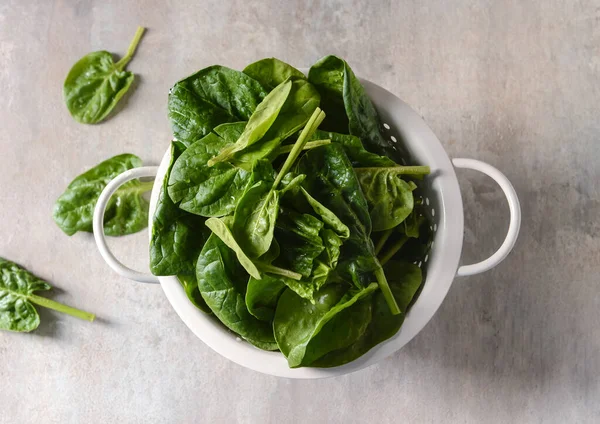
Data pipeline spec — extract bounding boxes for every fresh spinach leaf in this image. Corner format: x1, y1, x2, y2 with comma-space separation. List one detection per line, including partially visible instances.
208, 79, 292, 165
231, 108, 325, 259
0, 258, 95, 332
354, 167, 420, 232
205, 217, 262, 280
196, 234, 277, 350
64, 27, 145, 124
307, 56, 349, 133
243, 58, 306, 90
168, 66, 267, 147
150, 143, 209, 275
216, 79, 321, 170
167, 133, 251, 217
298, 144, 400, 314
274, 282, 378, 367
274, 210, 325, 278
309, 55, 400, 159
312, 130, 394, 167
245, 274, 286, 322
53, 153, 152, 236
178, 274, 211, 314
313, 261, 422, 367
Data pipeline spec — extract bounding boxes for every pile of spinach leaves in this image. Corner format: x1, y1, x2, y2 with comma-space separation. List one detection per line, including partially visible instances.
150, 56, 432, 368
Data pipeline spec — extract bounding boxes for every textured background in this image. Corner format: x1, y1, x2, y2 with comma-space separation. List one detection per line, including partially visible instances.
1, 0, 599, 422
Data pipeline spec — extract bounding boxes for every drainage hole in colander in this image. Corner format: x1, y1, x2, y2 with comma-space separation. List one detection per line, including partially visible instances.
431, 208, 435, 217
424, 254, 429, 263
390, 136, 397, 143
433, 223, 437, 231
418, 261, 422, 268
383, 123, 390, 130
425, 197, 430, 206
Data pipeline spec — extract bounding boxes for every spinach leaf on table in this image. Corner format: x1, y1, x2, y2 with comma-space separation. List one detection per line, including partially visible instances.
150, 143, 209, 276
64, 27, 145, 124
313, 261, 422, 367
53, 153, 152, 236
309, 55, 400, 160
298, 144, 400, 314
274, 282, 378, 367
168, 66, 267, 147
196, 234, 277, 350
0, 258, 95, 332
243, 58, 306, 90
167, 133, 251, 217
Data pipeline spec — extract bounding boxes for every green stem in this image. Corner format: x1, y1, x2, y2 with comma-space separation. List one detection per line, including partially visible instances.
273, 108, 325, 188
374, 228, 394, 255
374, 267, 400, 315
379, 235, 409, 266
354, 166, 431, 176
28, 294, 95, 322
115, 26, 145, 70
256, 263, 302, 281
275, 139, 331, 155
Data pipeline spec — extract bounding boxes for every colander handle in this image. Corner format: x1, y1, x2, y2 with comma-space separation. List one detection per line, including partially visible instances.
452, 158, 521, 277
92, 166, 160, 284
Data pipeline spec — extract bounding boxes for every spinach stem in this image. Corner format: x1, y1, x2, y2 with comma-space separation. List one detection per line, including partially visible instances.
115, 26, 146, 70
28, 294, 95, 322
378, 235, 409, 266
374, 267, 400, 315
273, 108, 325, 188
354, 166, 430, 175
374, 228, 394, 255
256, 263, 302, 281
275, 139, 331, 155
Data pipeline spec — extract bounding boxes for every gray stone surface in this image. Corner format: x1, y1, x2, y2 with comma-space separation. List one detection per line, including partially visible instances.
1, 0, 599, 422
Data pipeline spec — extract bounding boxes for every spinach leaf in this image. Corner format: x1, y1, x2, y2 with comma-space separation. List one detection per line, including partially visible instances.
245, 274, 286, 322
231, 108, 325, 259
168, 66, 267, 147
243, 58, 306, 90
312, 130, 394, 167
307, 56, 349, 133
205, 217, 262, 280
378, 208, 430, 266
64, 27, 145, 124
196, 235, 277, 350
150, 143, 209, 276
178, 274, 211, 314
274, 283, 378, 367
231, 160, 279, 258
0, 258, 95, 332
167, 133, 251, 217
208, 79, 292, 166
53, 153, 152, 236
215, 80, 321, 170
298, 144, 400, 314
354, 167, 419, 232
313, 261, 422, 367
274, 210, 325, 278
309, 55, 399, 159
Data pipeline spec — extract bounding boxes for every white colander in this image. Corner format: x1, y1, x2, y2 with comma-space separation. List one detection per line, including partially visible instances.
92, 75, 521, 379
